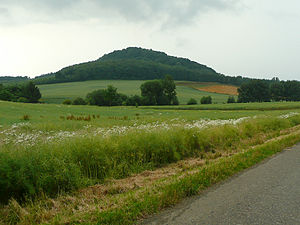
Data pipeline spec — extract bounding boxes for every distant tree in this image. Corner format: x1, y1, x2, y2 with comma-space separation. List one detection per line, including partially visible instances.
140, 80, 164, 105
282, 81, 300, 101
22, 82, 42, 103
270, 82, 284, 101
62, 99, 72, 105
86, 85, 128, 106
162, 75, 177, 104
238, 80, 270, 103
0, 89, 13, 101
187, 98, 197, 105
140, 76, 178, 105
227, 96, 236, 103
126, 95, 142, 106
201, 96, 212, 104
72, 97, 86, 105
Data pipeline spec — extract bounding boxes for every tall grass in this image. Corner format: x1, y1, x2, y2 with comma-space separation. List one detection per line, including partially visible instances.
0, 115, 300, 203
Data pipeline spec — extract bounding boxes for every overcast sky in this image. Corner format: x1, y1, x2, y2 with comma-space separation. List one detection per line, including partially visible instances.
0, 0, 299, 80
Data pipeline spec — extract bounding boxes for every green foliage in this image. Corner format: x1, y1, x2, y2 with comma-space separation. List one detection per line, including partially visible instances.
140, 76, 178, 105
62, 99, 72, 105
72, 97, 86, 105
0, 115, 299, 203
0, 82, 41, 103
238, 80, 271, 103
86, 85, 127, 106
33, 47, 260, 86
187, 98, 197, 105
227, 96, 236, 103
22, 82, 42, 103
239, 80, 300, 103
201, 96, 212, 104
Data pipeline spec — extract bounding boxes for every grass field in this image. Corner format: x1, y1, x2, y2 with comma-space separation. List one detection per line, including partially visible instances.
1, 100, 300, 224
37, 80, 231, 104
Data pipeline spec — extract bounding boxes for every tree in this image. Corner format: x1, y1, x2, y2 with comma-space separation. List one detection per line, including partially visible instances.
86, 85, 128, 106
238, 80, 270, 103
227, 96, 236, 103
270, 82, 284, 101
162, 75, 177, 104
140, 76, 179, 105
72, 97, 86, 105
140, 80, 164, 105
22, 82, 42, 103
187, 98, 197, 105
201, 96, 212, 104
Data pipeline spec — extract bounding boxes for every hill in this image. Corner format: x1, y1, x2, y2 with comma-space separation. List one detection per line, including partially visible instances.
34, 47, 252, 85
0, 76, 29, 85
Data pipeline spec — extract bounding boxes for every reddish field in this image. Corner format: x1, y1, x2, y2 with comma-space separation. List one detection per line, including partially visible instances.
197, 85, 238, 95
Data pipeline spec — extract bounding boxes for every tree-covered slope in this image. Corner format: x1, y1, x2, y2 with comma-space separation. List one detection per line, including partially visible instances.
0, 76, 29, 84
34, 47, 252, 85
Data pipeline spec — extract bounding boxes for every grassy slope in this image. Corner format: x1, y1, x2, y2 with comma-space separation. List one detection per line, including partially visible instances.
1, 101, 300, 126
37, 80, 230, 104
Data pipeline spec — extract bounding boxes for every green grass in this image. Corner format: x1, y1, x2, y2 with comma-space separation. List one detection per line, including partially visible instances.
1, 101, 300, 127
1, 99, 300, 224
1, 113, 300, 203
37, 80, 230, 104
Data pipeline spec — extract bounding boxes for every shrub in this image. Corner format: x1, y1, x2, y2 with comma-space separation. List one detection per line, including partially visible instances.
227, 96, 236, 103
17, 97, 29, 103
21, 115, 30, 120
201, 96, 212, 104
62, 99, 72, 105
187, 98, 197, 105
72, 97, 87, 105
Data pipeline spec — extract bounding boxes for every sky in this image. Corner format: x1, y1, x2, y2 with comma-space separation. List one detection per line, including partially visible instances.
0, 0, 299, 80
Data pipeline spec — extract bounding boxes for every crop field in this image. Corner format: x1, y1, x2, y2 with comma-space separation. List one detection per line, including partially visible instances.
37, 80, 231, 104
176, 81, 238, 95
1, 100, 300, 224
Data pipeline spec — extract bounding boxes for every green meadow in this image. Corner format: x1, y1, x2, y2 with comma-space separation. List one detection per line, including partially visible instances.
1, 100, 300, 224
37, 80, 230, 104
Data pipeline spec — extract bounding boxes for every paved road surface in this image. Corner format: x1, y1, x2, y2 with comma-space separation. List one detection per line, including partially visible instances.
143, 143, 300, 225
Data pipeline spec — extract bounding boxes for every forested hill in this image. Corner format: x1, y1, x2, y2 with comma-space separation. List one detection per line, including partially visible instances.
0, 76, 29, 84
34, 47, 253, 85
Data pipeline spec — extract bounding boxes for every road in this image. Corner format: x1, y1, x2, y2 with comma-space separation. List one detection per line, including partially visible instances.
143, 143, 300, 225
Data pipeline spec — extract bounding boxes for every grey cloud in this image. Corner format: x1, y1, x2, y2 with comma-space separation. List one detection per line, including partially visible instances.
0, 0, 240, 25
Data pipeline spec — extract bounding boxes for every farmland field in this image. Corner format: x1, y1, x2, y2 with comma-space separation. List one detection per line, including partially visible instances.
37, 80, 231, 104
1, 100, 300, 224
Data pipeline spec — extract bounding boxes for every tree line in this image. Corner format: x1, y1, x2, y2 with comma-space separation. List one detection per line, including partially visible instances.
64, 76, 179, 106
0, 82, 41, 103
238, 80, 300, 103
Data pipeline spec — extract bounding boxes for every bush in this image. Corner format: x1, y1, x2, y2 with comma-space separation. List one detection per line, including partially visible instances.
227, 96, 236, 103
187, 98, 197, 105
17, 97, 29, 103
201, 96, 212, 104
72, 97, 87, 105
62, 99, 72, 105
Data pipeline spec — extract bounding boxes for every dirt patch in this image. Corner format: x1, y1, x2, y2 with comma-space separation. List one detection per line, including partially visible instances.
197, 85, 238, 95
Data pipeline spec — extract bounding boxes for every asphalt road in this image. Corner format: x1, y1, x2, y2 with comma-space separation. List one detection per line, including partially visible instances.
143, 143, 300, 225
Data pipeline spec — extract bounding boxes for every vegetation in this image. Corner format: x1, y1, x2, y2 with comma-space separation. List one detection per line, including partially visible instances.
227, 96, 236, 103
0, 82, 41, 103
33, 47, 269, 86
0, 100, 300, 224
238, 80, 300, 103
37, 80, 231, 104
80, 76, 178, 106
200, 96, 212, 104
187, 98, 197, 105
0, 76, 29, 85
72, 97, 87, 105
